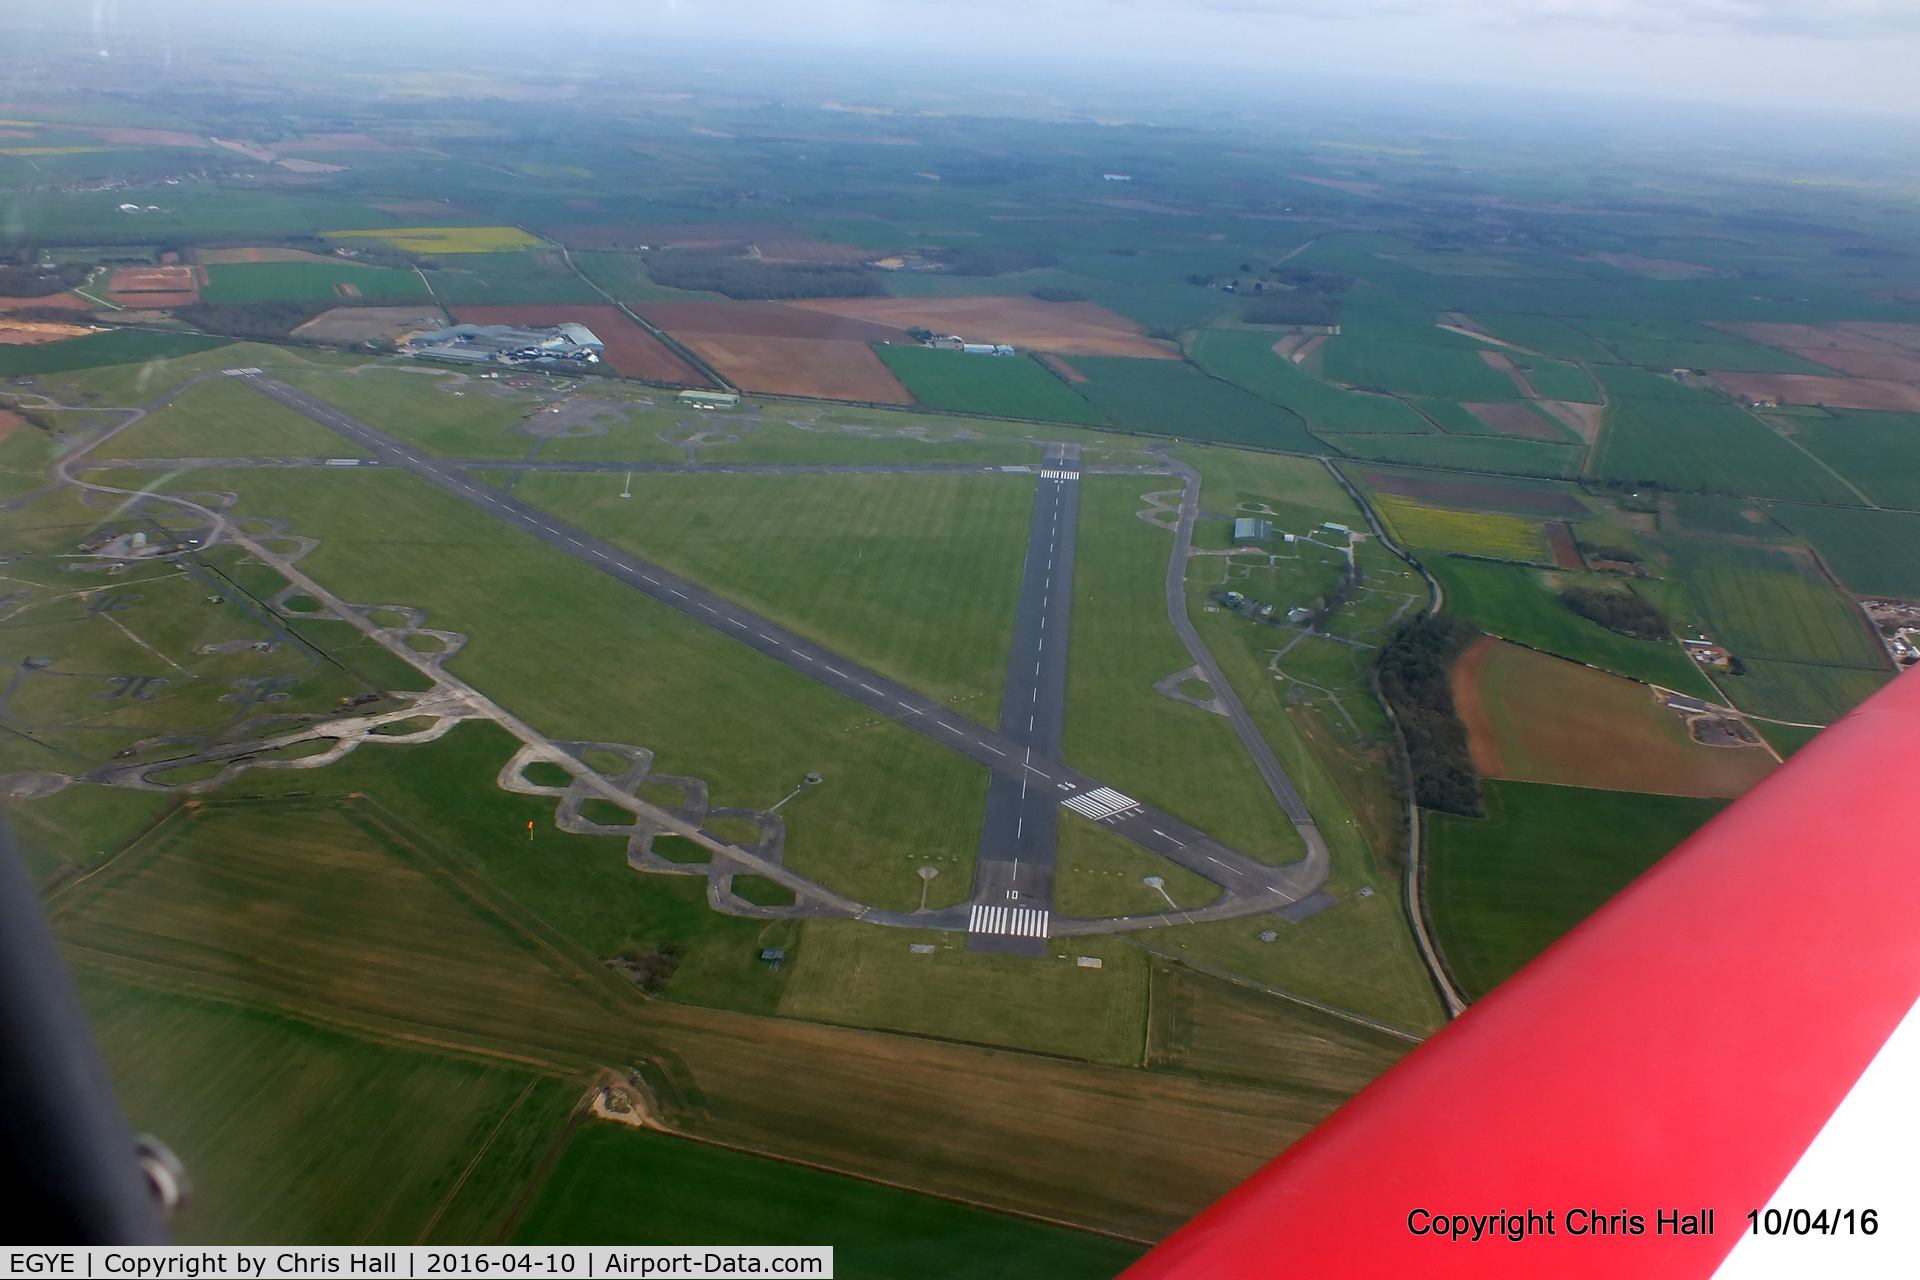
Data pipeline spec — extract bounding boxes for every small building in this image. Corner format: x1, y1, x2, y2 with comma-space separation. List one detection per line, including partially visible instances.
961, 343, 1016, 356
929, 334, 965, 350
1233, 517, 1274, 544
1321, 521, 1350, 535
1102, 173, 1132, 182
677, 389, 740, 408
1286, 606, 1314, 624
759, 948, 786, 972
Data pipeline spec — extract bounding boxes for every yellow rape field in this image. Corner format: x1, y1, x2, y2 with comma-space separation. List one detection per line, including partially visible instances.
323, 225, 542, 253
1376, 496, 1545, 562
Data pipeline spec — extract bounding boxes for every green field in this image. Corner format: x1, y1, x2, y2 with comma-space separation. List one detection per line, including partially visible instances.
1426, 780, 1728, 1000
1331, 432, 1585, 477
1428, 557, 1716, 695
874, 345, 1108, 425
1471, 315, 1618, 364
81, 977, 575, 1244
1788, 412, 1920, 510
200, 261, 429, 304
1663, 541, 1884, 668
517, 472, 1028, 720
1765, 502, 1920, 598
1066, 478, 1304, 862
1515, 357, 1599, 403
510, 1124, 1146, 1277
1319, 337, 1523, 401
92, 371, 373, 458
0, 329, 230, 376
422, 252, 603, 305
151, 465, 994, 914
1188, 329, 1435, 435
1593, 390, 1856, 502
1063, 355, 1326, 452
778, 922, 1149, 1065
1146, 962, 1411, 1099
1718, 657, 1891, 726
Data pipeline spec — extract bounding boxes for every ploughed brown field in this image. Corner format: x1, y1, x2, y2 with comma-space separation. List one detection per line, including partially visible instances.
1363, 470, 1587, 516
1476, 349, 1534, 397
1039, 353, 1089, 383
635, 301, 908, 343
787, 296, 1180, 359
0, 292, 89, 313
1464, 401, 1562, 440
0, 319, 93, 345
1452, 638, 1775, 800
749, 240, 880, 265
545, 222, 800, 252
1711, 371, 1920, 413
1714, 321, 1920, 355
448, 304, 710, 386
1545, 523, 1583, 570
108, 264, 200, 308
676, 333, 911, 402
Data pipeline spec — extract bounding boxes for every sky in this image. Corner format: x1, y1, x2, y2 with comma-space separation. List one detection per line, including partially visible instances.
50, 0, 1920, 120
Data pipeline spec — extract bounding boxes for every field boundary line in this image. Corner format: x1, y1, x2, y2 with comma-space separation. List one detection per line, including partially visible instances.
417, 1076, 541, 1243
1121, 939, 1425, 1042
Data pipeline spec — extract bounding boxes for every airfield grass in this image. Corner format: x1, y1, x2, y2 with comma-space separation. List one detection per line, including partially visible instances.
92, 371, 371, 458
1319, 337, 1522, 401
1065, 355, 1324, 452
517, 471, 1028, 720
509, 1124, 1147, 1278
1176, 444, 1420, 871
1763, 503, 1920, 598
1188, 329, 1433, 436
1145, 962, 1410, 1101
1426, 780, 1727, 1000
778, 923, 1149, 1065
1718, 658, 1891, 726
1066, 478, 1304, 863
1374, 497, 1545, 562
273, 366, 541, 458
875, 346, 1108, 425
200, 261, 428, 304
1428, 557, 1716, 696
78, 976, 576, 1245
1662, 541, 1883, 668
150, 466, 993, 914
1328, 432, 1586, 478
0, 329, 230, 376
1786, 412, 1920, 511
1594, 390, 1856, 503
1147, 888, 1445, 1035
16, 341, 345, 409
1053, 810, 1220, 919
692, 418, 1048, 466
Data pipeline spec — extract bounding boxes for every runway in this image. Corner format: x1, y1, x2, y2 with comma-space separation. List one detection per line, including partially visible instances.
966, 443, 1080, 955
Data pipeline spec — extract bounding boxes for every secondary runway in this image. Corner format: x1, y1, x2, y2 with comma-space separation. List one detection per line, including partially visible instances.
81, 456, 1171, 477
229, 370, 1326, 932
966, 444, 1080, 955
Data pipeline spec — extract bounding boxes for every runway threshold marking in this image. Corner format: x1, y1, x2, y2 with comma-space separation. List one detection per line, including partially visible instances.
968, 904, 1050, 938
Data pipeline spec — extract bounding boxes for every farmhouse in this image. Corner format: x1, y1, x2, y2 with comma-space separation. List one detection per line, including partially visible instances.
403, 322, 604, 368
1681, 639, 1732, 668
